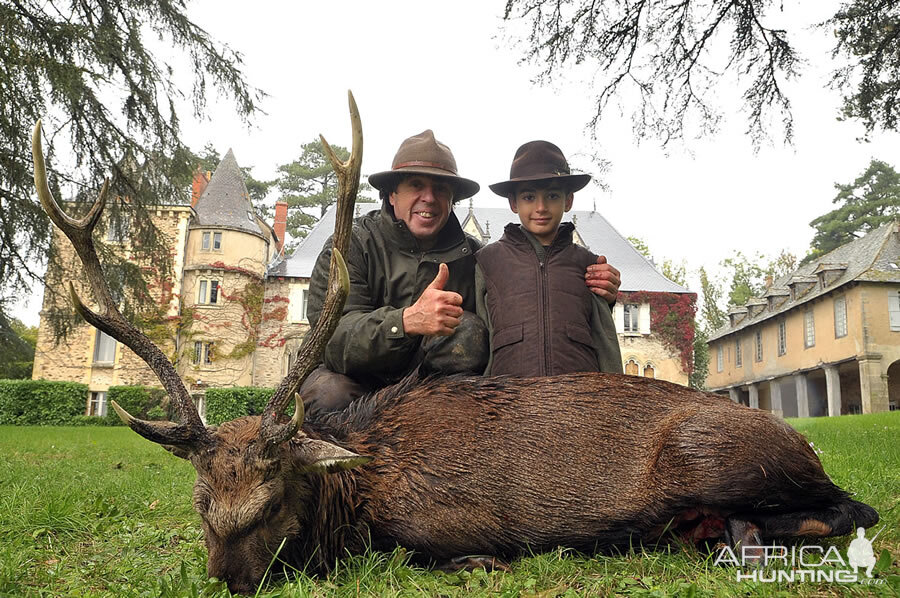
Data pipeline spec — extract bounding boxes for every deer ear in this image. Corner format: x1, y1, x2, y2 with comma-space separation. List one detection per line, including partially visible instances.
293, 438, 372, 474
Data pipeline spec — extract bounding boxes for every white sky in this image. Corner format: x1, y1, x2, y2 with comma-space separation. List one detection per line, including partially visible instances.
11, 0, 900, 327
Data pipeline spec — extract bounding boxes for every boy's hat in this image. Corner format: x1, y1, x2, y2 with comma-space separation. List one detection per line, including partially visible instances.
489, 140, 591, 197
368, 130, 480, 201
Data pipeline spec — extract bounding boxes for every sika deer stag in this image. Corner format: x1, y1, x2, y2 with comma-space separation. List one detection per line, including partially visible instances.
34, 94, 877, 595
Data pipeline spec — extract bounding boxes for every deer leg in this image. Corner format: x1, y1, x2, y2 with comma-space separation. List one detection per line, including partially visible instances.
437, 555, 512, 573
725, 517, 764, 563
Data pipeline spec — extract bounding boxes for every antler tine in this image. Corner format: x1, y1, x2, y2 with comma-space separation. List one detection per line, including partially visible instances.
32, 121, 209, 449
261, 92, 361, 446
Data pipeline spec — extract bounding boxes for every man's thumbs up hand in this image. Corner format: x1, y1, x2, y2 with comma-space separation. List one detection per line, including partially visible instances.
402, 263, 463, 337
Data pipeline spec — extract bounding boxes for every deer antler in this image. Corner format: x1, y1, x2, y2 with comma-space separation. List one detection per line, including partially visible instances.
259, 91, 362, 446
32, 121, 209, 448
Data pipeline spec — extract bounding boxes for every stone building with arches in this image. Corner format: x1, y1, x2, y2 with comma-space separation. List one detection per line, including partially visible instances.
707, 221, 900, 416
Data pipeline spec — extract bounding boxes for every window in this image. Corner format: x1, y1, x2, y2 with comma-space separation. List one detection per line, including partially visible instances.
777, 320, 786, 356
106, 214, 130, 242
643, 364, 655, 378
623, 304, 639, 332
88, 391, 107, 416
889, 290, 900, 331
804, 309, 816, 348
201, 231, 223, 251
717, 345, 723, 372
301, 289, 309, 322
624, 359, 640, 375
93, 330, 117, 363
198, 279, 220, 305
735, 339, 742, 368
193, 341, 214, 365
754, 330, 763, 362
834, 296, 848, 338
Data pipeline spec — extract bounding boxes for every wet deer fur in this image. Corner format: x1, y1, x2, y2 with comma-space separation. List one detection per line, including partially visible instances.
32, 95, 877, 595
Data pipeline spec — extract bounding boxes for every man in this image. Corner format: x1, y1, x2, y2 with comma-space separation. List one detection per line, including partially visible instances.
303, 130, 621, 412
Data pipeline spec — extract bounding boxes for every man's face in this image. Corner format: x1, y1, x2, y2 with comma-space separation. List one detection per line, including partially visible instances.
389, 175, 454, 246
509, 182, 573, 245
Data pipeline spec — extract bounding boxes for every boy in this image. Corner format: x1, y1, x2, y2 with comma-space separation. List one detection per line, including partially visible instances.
475, 140, 623, 376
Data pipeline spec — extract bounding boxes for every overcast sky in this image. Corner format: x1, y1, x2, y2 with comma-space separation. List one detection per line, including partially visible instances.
12, 0, 900, 326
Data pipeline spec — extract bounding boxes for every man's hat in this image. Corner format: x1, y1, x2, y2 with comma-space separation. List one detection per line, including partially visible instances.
368, 130, 480, 201
489, 140, 591, 197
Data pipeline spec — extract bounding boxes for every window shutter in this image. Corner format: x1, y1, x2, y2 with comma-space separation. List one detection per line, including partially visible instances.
889, 290, 900, 331
639, 303, 651, 334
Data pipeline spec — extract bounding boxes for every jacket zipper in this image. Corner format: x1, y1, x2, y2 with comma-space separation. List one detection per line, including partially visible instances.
538, 257, 550, 376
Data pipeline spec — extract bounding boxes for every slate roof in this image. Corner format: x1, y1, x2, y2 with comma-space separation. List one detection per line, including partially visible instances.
269, 201, 692, 296
191, 149, 266, 238
709, 220, 900, 342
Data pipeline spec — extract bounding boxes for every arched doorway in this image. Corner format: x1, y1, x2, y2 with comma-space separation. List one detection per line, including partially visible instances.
888, 360, 900, 411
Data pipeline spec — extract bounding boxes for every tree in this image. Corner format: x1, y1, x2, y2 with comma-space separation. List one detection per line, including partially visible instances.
1, 0, 262, 350
275, 140, 373, 252
698, 266, 726, 333
689, 327, 710, 390
804, 158, 900, 263
502, 0, 900, 145
0, 316, 37, 379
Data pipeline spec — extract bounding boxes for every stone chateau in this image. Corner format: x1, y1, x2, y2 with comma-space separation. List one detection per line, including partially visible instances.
32, 151, 693, 419
707, 221, 900, 416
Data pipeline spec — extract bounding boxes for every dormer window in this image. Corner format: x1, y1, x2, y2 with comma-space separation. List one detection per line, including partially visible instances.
814, 263, 848, 288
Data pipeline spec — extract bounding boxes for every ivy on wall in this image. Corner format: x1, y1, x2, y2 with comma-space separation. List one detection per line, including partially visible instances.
621, 291, 698, 374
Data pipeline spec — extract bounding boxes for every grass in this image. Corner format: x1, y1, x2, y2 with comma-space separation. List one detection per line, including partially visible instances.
0, 412, 898, 597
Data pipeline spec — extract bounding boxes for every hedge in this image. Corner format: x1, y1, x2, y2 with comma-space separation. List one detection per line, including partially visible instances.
0, 379, 88, 425
105, 385, 172, 425
205, 386, 274, 425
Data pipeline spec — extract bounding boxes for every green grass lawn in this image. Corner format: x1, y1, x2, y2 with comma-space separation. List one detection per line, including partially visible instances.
1, 412, 898, 597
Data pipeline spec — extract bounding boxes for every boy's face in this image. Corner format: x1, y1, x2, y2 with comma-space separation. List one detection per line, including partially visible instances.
509, 182, 574, 245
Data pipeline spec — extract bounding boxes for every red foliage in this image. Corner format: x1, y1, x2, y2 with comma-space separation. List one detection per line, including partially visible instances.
621, 291, 698, 373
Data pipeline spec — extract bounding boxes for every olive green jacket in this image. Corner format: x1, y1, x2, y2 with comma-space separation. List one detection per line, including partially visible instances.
307, 203, 481, 385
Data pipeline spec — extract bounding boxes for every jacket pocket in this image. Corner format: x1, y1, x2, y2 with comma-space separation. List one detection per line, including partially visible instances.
565, 321, 595, 349
493, 323, 524, 350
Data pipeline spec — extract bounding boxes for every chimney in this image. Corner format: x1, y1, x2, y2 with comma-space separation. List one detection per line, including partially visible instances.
274, 201, 288, 255
191, 167, 210, 208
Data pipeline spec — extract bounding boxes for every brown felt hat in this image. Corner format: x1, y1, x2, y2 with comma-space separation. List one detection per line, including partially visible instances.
368, 130, 480, 201
489, 140, 591, 197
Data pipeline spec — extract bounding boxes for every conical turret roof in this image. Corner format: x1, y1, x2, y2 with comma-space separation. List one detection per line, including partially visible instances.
191, 149, 265, 237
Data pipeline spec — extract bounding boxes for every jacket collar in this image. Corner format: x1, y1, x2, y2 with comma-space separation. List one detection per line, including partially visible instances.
502, 221, 575, 250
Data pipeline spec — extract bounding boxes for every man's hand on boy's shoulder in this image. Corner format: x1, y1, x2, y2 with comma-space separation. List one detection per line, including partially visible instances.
585, 255, 620, 305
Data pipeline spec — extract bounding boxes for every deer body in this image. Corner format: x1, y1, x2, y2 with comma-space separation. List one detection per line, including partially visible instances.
193, 372, 876, 593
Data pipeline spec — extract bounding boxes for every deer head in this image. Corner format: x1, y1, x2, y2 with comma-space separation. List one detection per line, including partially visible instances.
33, 92, 367, 593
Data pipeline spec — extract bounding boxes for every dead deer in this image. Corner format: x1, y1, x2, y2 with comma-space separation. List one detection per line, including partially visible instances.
33, 94, 878, 595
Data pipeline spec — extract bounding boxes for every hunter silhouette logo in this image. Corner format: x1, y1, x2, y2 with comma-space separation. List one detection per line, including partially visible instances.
847, 526, 878, 577
714, 525, 886, 584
